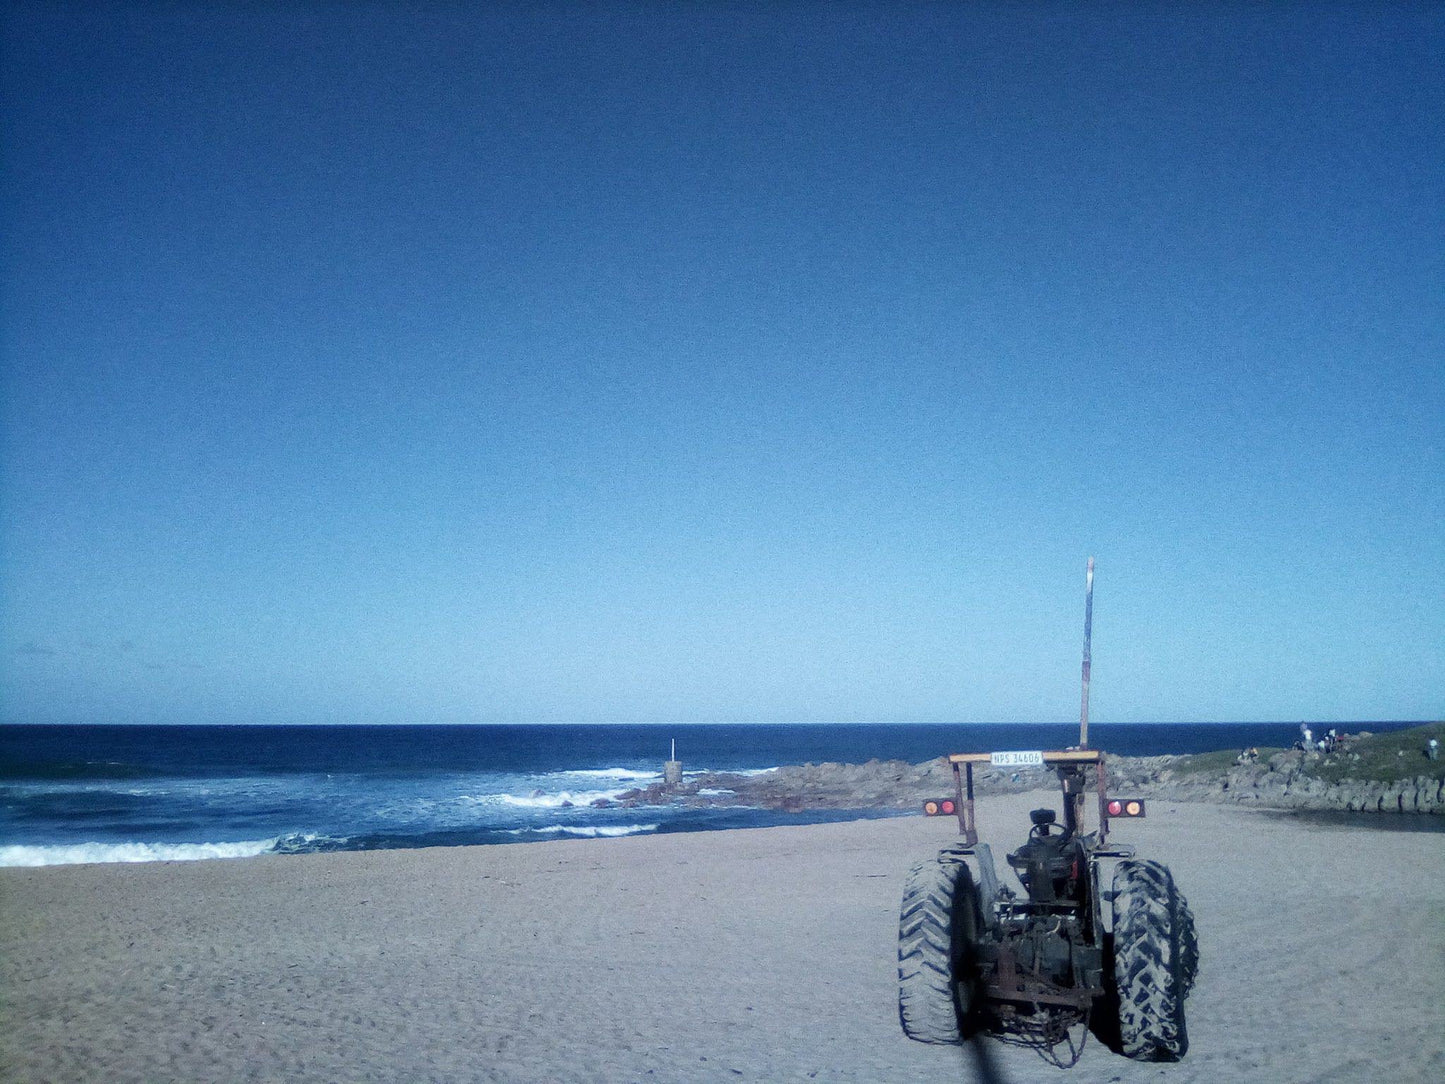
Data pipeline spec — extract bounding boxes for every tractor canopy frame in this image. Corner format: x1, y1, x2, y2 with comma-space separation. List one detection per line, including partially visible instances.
946, 749, 1114, 846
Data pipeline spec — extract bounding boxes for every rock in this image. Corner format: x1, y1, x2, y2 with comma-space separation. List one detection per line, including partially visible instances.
551, 744, 1444, 820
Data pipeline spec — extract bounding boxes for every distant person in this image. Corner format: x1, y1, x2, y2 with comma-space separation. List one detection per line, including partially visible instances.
1430, 738, 1439, 762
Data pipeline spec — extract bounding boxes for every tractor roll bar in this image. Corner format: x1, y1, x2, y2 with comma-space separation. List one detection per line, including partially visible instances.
944, 750, 1113, 847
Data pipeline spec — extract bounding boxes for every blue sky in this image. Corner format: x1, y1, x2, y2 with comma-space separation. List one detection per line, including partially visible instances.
2, 2, 1441, 725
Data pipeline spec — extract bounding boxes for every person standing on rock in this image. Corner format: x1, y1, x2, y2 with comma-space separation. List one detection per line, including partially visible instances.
1429, 738, 1439, 762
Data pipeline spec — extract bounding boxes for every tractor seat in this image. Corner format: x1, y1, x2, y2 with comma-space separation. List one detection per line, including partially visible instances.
1007, 811, 1085, 903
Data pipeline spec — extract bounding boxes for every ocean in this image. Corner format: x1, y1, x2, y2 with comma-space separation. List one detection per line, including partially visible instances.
0, 721, 1416, 866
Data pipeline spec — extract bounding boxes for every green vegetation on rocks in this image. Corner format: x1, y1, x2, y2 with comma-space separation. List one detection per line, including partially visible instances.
1123, 723, 1445, 815
1173, 748, 1281, 776
1303, 722, 1445, 784
1172, 724, 1444, 785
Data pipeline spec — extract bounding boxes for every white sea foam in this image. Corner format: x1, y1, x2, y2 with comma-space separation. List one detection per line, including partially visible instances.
506, 824, 659, 839
0, 839, 280, 868
485, 790, 621, 809
558, 767, 660, 783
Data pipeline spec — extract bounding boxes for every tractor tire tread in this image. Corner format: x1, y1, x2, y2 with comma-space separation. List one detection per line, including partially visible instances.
1112, 859, 1198, 1062
898, 855, 974, 1045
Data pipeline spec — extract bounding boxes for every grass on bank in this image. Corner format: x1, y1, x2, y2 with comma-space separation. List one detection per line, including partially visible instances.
1174, 723, 1445, 784
1170, 748, 1268, 775
1307, 722, 1445, 784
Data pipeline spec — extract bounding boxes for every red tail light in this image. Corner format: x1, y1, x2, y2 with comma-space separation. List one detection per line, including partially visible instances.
1106, 798, 1146, 818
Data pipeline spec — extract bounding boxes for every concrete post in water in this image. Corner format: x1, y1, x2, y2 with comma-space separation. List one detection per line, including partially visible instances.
1080, 557, 1094, 749
664, 738, 683, 785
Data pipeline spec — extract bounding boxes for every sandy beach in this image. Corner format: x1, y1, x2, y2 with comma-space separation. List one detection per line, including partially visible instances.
2, 793, 1442, 1083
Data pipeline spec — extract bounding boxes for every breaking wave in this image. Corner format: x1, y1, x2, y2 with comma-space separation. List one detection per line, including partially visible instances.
0, 838, 277, 867
506, 824, 659, 839
485, 790, 621, 809
558, 767, 660, 783
0, 832, 346, 867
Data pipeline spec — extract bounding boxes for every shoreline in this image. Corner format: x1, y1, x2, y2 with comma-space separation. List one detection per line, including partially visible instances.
3, 793, 1443, 1082
4, 726, 1440, 872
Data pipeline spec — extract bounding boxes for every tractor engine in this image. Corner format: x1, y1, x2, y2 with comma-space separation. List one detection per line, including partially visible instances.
971, 807, 1105, 1057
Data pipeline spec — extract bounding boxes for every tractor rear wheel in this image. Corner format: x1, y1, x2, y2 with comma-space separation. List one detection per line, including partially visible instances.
1111, 859, 1199, 1061
898, 854, 982, 1044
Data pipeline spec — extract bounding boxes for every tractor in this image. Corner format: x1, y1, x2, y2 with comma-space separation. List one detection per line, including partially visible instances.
898, 748, 1199, 1067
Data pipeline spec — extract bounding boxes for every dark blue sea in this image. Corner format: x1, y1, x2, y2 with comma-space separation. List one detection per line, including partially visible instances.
0, 722, 1418, 866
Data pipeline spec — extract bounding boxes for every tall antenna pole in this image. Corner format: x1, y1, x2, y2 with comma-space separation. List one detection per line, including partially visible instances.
1080, 557, 1094, 748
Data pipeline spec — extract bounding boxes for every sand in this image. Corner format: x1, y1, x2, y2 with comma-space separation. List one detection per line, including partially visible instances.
2, 793, 1442, 1083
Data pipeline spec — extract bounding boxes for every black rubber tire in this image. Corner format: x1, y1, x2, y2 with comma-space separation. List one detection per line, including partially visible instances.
1111, 859, 1199, 1061
898, 855, 980, 1045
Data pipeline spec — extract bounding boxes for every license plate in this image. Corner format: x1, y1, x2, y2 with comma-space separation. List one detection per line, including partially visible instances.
990, 750, 1044, 767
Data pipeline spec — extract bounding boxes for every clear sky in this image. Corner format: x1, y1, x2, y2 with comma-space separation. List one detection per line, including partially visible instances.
1, 2, 1440, 726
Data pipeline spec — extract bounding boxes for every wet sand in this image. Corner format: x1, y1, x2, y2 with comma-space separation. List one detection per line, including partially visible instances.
2, 793, 1442, 1082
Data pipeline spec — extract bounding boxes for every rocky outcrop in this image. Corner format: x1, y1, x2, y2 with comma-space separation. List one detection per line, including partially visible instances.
1106, 748, 1445, 815
605, 749, 1444, 817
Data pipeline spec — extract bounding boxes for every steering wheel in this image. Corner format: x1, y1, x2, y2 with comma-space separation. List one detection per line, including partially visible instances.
1029, 820, 1068, 842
